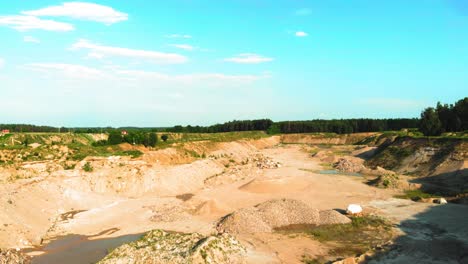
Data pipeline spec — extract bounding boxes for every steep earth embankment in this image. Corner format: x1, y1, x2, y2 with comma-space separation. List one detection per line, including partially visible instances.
280, 132, 378, 145
366, 137, 467, 196
0, 137, 280, 250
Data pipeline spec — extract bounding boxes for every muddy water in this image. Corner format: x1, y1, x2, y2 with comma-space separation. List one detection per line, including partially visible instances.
318, 169, 362, 177
26, 231, 143, 264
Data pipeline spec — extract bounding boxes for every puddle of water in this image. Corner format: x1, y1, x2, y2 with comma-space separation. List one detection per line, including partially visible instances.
25, 231, 143, 264
318, 169, 339, 174
318, 170, 362, 177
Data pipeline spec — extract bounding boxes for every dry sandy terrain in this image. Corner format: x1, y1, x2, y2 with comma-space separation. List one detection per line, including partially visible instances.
0, 138, 466, 263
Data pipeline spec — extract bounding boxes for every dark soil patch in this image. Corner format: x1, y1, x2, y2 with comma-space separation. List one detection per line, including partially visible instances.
176, 193, 194, 201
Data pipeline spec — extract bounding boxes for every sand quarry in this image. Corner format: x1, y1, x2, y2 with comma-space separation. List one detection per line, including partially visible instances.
1, 135, 467, 263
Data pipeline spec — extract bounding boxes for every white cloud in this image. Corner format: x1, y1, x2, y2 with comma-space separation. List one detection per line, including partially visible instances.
295, 8, 312, 16
25, 63, 107, 80
22, 63, 268, 87
295, 31, 308, 37
0, 58, 4, 68
0, 15, 74, 31
117, 70, 266, 85
165, 34, 192, 39
170, 44, 195, 51
71, 39, 188, 64
224, 53, 274, 64
23, 36, 40, 43
22, 2, 128, 25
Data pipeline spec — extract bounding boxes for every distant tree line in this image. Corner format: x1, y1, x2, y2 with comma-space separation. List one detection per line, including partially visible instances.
419, 97, 468, 136
1, 97, 466, 137
166, 118, 420, 134
271, 118, 420, 134
0, 124, 66, 133
166, 119, 273, 133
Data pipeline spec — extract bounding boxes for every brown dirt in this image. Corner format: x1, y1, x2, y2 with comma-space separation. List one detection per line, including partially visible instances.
0, 135, 465, 263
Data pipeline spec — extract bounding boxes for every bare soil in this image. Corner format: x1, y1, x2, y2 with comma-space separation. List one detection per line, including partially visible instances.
0, 136, 466, 263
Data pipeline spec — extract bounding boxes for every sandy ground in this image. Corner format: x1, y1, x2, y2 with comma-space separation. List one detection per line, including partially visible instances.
1, 140, 466, 263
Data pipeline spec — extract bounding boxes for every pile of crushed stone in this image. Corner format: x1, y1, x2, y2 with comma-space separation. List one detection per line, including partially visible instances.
98, 230, 246, 264
216, 199, 350, 234
0, 249, 30, 264
334, 158, 364, 173
252, 154, 281, 169
319, 210, 352, 225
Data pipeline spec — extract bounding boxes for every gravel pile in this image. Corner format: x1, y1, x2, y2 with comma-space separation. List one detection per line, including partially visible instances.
255, 199, 320, 227
217, 207, 272, 233
319, 210, 352, 225
217, 199, 350, 234
0, 249, 30, 264
253, 155, 281, 169
334, 158, 364, 173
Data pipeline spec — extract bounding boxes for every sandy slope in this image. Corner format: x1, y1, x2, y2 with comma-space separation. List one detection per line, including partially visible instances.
1, 137, 465, 263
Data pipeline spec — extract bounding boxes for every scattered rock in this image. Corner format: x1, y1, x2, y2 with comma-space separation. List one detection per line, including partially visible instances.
333, 257, 358, 264
98, 230, 246, 264
149, 205, 190, 222
434, 198, 448, 204
0, 248, 30, 264
28, 143, 41, 149
334, 158, 364, 173
252, 154, 281, 169
346, 204, 363, 215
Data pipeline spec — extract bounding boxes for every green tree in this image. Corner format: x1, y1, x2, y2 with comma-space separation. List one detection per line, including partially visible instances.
161, 134, 169, 142
148, 133, 157, 147
108, 131, 123, 145
419, 107, 443, 136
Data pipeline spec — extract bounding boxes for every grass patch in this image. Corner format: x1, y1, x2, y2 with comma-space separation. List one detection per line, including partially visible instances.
113, 150, 143, 158
276, 215, 393, 260
306, 216, 390, 243
394, 189, 441, 200
319, 162, 334, 170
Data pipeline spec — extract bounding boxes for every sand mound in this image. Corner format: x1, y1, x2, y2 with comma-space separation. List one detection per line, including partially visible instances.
319, 210, 352, 225
217, 199, 349, 234
193, 199, 228, 216
98, 230, 246, 264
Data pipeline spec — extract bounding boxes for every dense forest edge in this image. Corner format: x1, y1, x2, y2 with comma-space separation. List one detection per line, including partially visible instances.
1, 97, 467, 138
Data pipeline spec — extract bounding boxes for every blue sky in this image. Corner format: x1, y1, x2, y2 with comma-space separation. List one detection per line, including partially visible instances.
0, 0, 467, 127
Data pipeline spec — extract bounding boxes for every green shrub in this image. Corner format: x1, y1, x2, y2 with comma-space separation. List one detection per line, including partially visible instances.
82, 162, 93, 172
395, 189, 441, 200
116, 150, 143, 158
92, 140, 108, 146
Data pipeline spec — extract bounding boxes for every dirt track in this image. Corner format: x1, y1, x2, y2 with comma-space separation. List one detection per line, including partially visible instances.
0, 139, 466, 263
